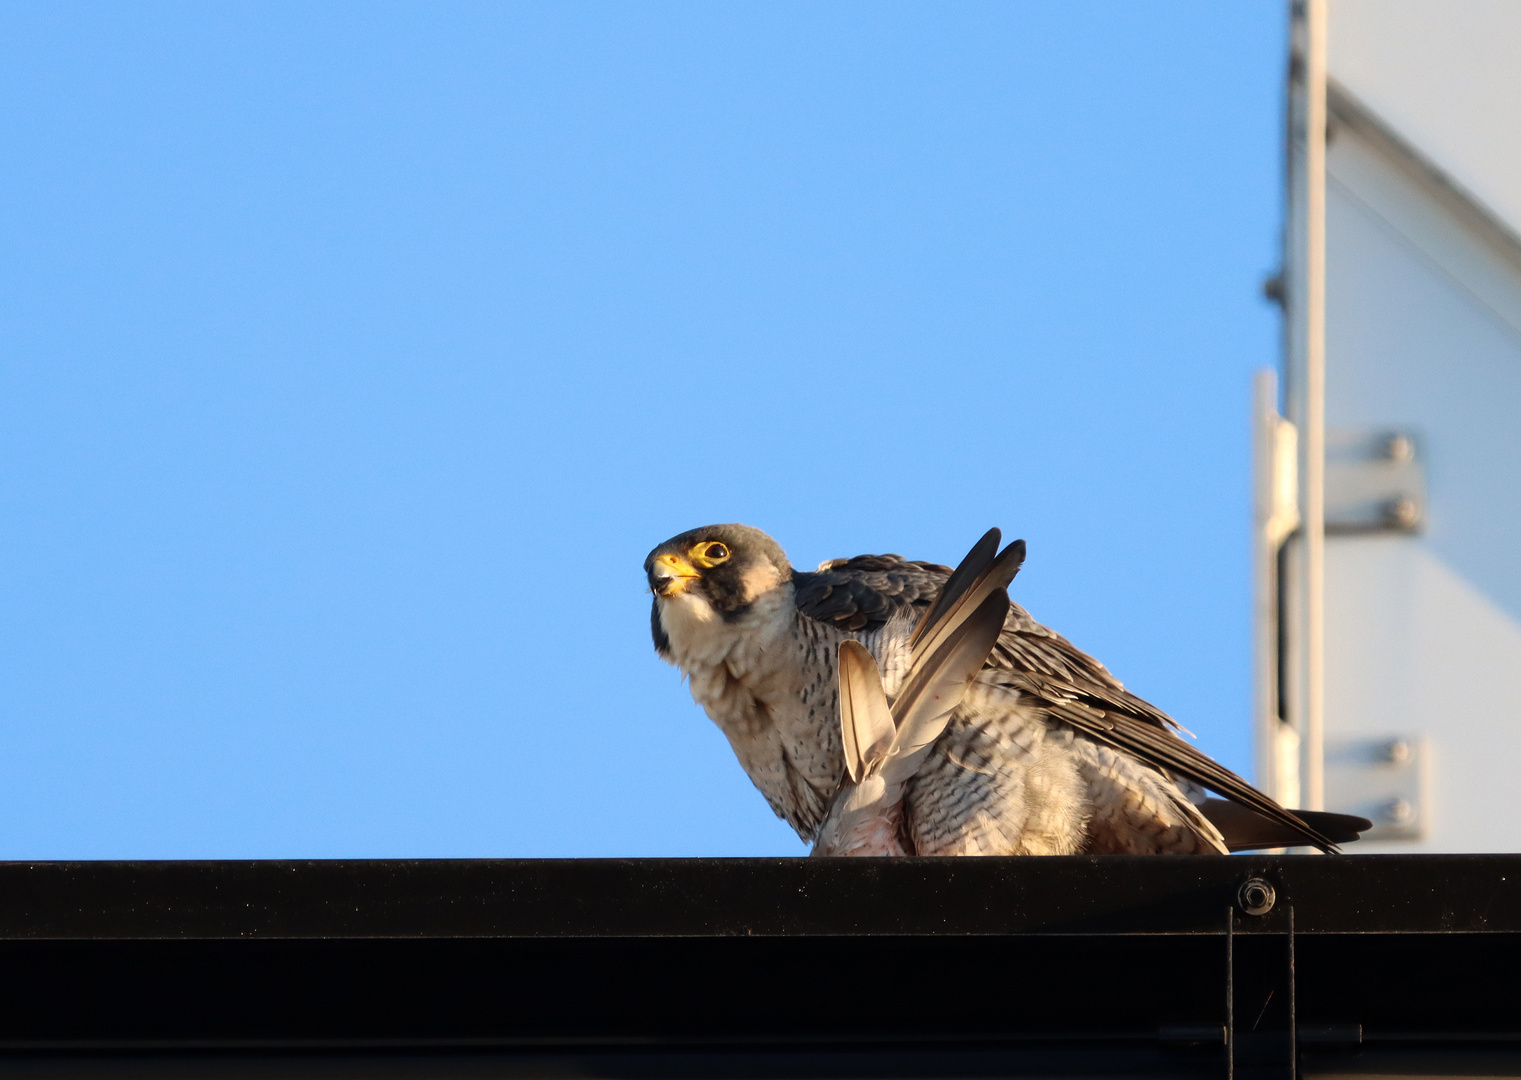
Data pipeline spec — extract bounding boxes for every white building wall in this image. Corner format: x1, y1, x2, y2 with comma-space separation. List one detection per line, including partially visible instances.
1328, 0, 1521, 234
1275, 1, 1521, 851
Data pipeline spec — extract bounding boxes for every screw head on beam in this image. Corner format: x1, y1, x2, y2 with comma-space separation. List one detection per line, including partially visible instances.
1237, 878, 1277, 916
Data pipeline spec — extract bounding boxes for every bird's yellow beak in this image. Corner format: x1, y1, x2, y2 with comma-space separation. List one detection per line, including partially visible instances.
649, 552, 701, 597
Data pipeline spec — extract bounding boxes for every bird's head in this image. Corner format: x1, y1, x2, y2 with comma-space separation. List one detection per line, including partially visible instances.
644, 524, 793, 658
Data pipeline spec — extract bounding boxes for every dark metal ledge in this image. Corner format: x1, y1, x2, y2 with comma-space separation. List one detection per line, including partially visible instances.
1, 855, 1518, 1078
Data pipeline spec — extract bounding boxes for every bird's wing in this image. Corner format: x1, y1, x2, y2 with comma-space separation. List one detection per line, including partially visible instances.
832, 533, 1015, 787
989, 607, 1153, 707
988, 630, 1340, 851
795, 537, 1333, 851
907, 528, 1000, 649
791, 555, 951, 634
883, 589, 1011, 786
791, 528, 1023, 645
823, 531, 1015, 786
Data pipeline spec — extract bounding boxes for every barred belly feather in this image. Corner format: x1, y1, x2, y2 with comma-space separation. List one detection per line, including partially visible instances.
905, 683, 1088, 856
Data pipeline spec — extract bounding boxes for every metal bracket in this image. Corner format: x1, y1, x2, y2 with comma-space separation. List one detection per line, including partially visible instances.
1225, 902, 1300, 1080
1324, 735, 1430, 840
1325, 428, 1425, 534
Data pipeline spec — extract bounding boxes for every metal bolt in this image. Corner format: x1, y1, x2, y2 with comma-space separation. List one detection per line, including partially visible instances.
1384, 739, 1411, 765
1380, 799, 1415, 825
1384, 497, 1420, 529
1237, 878, 1276, 916
1383, 433, 1415, 463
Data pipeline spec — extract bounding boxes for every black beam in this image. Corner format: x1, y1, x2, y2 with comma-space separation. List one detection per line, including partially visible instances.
0, 856, 1517, 1077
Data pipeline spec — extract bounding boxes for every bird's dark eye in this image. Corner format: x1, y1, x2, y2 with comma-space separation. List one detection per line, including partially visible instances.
705, 543, 729, 561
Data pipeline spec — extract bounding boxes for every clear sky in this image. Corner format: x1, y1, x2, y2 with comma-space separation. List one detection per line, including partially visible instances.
1, 3, 1287, 858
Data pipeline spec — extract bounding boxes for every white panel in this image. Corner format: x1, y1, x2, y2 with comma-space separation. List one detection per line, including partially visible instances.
1327, 120, 1521, 336
1322, 109, 1521, 851
1326, 118, 1521, 337
1328, 0, 1521, 235
1326, 542, 1521, 852
1326, 145, 1521, 625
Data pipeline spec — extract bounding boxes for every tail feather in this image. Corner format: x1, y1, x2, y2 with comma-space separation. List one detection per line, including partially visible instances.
1198, 798, 1372, 851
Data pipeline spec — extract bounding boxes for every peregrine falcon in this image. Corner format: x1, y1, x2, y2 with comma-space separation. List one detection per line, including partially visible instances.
646, 524, 1366, 855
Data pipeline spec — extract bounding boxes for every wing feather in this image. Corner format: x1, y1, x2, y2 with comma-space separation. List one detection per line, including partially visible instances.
838, 641, 895, 784
907, 528, 1000, 650
882, 589, 1010, 787
908, 536, 1026, 670
1002, 668, 1340, 852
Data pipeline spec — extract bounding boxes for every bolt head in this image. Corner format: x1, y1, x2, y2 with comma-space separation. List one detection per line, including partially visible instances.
1384, 433, 1415, 463
1384, 497, 1420, 529
1381, 798, 1415, 825
1237, 878, 1276, 916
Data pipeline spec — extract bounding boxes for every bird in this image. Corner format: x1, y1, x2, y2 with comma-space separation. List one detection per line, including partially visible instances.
645, 524, 1367, 855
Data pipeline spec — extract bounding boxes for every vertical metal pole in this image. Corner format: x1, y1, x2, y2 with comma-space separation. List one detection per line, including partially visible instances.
1302, 0, 1328, 813
1287, 906, 1298, 1080
1226, 907, 1236, 1080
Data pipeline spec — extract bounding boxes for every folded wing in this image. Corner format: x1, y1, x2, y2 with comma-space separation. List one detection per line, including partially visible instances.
817, 532, 1018, 856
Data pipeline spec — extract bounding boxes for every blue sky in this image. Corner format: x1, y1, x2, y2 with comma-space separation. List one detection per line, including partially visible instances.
0, 3, 1287, 857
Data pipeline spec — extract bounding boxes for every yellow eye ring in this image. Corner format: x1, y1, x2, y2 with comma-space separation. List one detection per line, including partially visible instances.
695, 542, 730, 564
